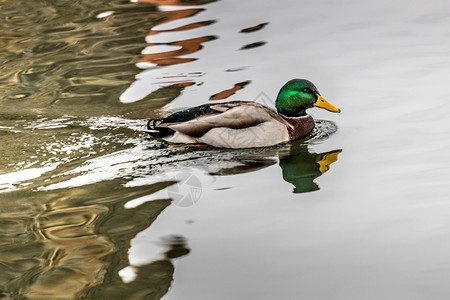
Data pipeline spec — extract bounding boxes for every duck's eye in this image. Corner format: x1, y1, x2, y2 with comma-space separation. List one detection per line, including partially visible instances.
302, 88, 314, 94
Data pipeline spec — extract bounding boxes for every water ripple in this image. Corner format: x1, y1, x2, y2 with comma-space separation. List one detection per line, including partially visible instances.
0, 0, 158, 116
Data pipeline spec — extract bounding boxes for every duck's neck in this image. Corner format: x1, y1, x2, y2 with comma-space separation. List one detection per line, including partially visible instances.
282, 114, 315, 141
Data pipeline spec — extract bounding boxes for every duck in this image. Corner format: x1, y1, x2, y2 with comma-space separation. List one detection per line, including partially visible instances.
145, 79, 340, 148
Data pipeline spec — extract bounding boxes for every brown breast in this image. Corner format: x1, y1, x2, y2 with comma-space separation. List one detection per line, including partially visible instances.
283, 115, 315, 141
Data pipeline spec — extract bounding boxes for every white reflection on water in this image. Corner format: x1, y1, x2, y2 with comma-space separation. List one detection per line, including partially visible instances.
0, 167, 53, 192
0, 116, 148, 193
40, 141, 152, 190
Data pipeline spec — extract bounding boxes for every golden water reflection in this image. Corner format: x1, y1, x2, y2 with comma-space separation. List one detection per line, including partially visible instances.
0, 180, 173, 299
0, 0, 168, 117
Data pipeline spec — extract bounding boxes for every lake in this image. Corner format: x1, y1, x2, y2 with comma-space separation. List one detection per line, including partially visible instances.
1, 0, 450, 299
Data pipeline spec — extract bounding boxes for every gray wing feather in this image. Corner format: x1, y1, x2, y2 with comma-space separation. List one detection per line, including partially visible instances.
162, 103, 285, 138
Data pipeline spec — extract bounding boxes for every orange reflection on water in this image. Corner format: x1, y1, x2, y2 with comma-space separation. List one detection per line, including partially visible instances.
137, 0, 217, 68
151, 20, 216, 35
210, 81, 251, 100
140, 36, 216, 66
134, 0, 257, 100
147, 7, 202, 30
139, 0, 217, 5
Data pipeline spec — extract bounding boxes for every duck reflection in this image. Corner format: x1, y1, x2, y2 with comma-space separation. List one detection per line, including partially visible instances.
278, 142, 342, 193
201, 140, 341, 194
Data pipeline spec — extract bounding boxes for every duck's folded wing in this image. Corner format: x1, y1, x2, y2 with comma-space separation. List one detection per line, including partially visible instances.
157, 104, 280, 138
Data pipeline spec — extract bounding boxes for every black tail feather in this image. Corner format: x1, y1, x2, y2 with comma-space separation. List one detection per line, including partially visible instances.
145, 119, 175, 138
147, 119, 162, 130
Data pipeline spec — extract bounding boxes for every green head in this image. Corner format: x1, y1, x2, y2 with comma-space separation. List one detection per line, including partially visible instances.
275, 79, 340, 117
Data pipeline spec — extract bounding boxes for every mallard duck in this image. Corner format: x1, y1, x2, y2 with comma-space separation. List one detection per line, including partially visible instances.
145, 79, 340, 148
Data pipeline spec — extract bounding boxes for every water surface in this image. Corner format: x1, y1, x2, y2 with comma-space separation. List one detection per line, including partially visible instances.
1, 0, 450, 299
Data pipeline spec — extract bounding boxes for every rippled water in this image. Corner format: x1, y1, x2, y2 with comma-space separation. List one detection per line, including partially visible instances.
2, 0, 450, 299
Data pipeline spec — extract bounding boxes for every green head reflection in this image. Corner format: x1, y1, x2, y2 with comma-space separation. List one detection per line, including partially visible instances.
279, 143, 342, 193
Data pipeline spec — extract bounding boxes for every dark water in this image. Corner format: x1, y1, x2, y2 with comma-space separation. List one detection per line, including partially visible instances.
2, 0, 450, 299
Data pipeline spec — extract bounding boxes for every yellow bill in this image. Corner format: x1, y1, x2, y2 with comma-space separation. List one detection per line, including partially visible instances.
314, 95, 341, 113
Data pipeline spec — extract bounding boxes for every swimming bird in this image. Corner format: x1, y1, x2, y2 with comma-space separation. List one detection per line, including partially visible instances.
145, 79, 340, 148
